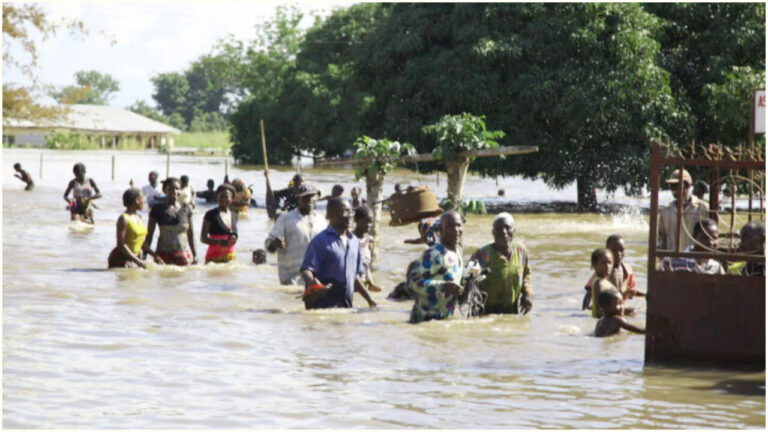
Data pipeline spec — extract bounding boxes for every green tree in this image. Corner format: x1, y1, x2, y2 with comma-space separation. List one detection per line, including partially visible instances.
151, 72, 189, 119
645, 3, 765, 146
50, 70, 120, 104
358, 3, 680, 210
259, 3, 387, 160
702, 66, 766, 148
228, 5, 311, 164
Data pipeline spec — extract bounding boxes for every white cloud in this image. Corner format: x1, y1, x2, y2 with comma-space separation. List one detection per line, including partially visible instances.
4, 1, 353, 107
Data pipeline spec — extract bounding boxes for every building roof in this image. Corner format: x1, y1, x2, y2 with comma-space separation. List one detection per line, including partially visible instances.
3, 104, 181, 134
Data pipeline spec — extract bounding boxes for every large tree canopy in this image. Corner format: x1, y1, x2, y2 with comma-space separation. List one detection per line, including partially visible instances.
222, 2, 764, 208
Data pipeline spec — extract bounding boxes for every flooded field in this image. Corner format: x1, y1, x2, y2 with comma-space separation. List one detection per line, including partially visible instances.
3, 149, 764, 428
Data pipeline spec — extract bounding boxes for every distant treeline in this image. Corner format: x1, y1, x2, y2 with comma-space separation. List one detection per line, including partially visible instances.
139, 3, 765, 207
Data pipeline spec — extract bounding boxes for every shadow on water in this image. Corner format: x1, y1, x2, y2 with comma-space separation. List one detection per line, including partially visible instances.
692, 379, 767, 396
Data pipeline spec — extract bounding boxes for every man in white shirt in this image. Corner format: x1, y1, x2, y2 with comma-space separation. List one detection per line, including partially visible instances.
141, 171, 164, 208
658, 168, 709, 251
265, 184, 325, 285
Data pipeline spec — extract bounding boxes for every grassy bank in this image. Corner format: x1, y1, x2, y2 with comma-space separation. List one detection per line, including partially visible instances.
173, 131, 231, 151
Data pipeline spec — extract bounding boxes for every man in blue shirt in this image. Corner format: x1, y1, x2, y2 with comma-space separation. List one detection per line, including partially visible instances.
300, 197, 377, 309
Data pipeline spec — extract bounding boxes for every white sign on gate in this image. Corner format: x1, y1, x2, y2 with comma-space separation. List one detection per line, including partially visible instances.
755, 90, 766, 135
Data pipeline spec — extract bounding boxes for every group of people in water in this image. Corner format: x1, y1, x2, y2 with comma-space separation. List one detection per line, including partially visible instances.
15, 161, 764, 334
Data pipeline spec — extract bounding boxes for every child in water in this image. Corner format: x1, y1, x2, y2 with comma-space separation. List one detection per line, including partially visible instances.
589, 248, 622, 319
582, 234, 642, 311
252, 249, 267, 265
594, 290, 645, 337
13, 163, 34, 190
63, 162, 101, 224
353, 206, 382, 293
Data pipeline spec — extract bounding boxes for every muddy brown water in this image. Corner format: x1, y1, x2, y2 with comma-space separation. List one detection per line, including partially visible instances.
3, 149, 764, 428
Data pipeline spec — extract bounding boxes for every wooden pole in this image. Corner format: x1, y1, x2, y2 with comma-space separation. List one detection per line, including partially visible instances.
748, 92, 755, 221
647, 141, 661, 277
261, 119, 277, 220
111, 155, 115, 181
225, 159, 229, 177
166, 153, 170, 178
39, 152, 43, 179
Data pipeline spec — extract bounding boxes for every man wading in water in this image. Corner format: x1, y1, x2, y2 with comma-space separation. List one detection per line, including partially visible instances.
300, 197, 376, 310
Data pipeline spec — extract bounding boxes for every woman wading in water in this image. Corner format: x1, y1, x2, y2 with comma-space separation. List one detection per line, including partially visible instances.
108, 188, 157, 268
200, 184, 239, 263
143, 177, 198, 266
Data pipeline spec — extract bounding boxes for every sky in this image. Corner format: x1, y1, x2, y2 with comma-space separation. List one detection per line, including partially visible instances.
3, 1, 355, 109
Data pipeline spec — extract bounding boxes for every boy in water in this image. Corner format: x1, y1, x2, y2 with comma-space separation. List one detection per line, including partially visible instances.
588, 248, 621, 318
729, 221, 765, 276
353, 206, 383, 293
594, 290, 645, 337
659, 218, 724, 274
13, 163, 34, 190
582, 234, 642, 311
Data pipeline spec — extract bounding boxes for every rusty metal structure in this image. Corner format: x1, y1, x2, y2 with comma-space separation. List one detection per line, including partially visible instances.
646, 140, 765, 365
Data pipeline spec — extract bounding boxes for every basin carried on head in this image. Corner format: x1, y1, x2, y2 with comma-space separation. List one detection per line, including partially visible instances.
387, 185, 443, 226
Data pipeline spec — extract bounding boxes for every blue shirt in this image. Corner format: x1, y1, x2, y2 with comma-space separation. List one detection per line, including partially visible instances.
300, 226, 363, 309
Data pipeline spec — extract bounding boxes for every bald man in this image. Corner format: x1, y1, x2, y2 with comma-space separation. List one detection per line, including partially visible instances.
408, 211, 465, 323
470, 212, 533, 315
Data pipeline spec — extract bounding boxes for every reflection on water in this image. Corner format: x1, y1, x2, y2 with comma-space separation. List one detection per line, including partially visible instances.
3, 150, 764, 428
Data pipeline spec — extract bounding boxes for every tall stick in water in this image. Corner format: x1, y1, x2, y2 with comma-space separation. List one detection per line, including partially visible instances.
261, 119, 278, 220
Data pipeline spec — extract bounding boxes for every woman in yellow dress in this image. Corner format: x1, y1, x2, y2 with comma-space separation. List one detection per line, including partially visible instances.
108, 188, 156, 268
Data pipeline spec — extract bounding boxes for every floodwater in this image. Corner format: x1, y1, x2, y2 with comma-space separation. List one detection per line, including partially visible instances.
3, 149, 765, 428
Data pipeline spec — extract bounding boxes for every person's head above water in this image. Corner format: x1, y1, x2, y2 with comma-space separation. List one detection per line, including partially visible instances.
13, 163, 21, 171
216, 184, 235, 209
606, 234, 625, 267
740, 221, 765, 255
206, 179, 215, 190
354, 205, 372, 234
148, 170, 159, 185
296, 184, 319, 215
292, 174, 304, 189
162, 177, 181, 203
73, 162, 86, 178
180, 175, 189, 187
693, 180, 709, 200
692, 218, 718, 251
439, 211, 463, 250
331, 184, 344, 197
666, 169, 692, 202
326, 197, 353, 233
591, 248, 613, 278
122, 187, 143, 210
597, 289, 622, 317
492, 212, 516, 248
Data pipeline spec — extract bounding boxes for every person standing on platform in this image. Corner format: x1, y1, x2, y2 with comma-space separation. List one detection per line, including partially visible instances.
658, 169, 709, 251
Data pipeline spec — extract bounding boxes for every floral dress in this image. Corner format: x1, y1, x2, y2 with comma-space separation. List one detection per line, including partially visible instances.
408, 243, 463, 323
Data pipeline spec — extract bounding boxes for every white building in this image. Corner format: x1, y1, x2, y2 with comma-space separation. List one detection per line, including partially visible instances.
3, 104, 181, 149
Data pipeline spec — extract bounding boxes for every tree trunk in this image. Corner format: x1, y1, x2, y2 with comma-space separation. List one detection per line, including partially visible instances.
445, 157, 470, 212
365, 171, 385, 270
577, 175, 598, 212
